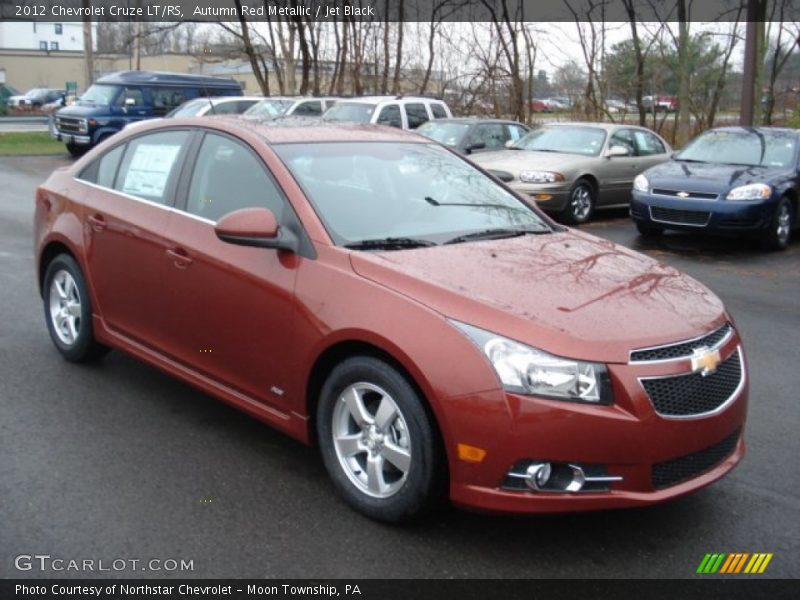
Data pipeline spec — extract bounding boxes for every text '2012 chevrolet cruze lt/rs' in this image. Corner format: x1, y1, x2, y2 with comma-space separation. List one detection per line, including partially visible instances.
34, 118, 748, 522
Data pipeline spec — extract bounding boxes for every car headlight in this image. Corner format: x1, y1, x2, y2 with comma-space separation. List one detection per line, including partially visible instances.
453, 321, 612, 404
633, 174, 649, 193
726, 183, 771, 201
519, 170, 565, 184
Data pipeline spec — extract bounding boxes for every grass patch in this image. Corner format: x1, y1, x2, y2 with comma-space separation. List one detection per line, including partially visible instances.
0, 132, 65, 156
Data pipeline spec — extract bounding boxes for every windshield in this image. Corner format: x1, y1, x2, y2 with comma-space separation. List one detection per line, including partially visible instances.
78, 84, 120, 106
676, 129, 797, 168
167, 99, 208, 118
513, 126, 607, 156
323, 102, 376, 123
274, 142, 550, 246
416, 122, 470, 147
244, 99, 293, 119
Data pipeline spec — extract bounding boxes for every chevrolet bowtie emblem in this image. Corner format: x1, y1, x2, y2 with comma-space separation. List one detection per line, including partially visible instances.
691, 346, 722, 376
677, 191, 690, 198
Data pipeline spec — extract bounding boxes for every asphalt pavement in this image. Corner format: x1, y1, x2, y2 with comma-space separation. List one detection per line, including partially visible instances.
1, 155, 798, 579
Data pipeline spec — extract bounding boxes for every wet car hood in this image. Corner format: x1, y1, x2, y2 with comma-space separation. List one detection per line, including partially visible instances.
350, 230, 726, 363
644, 160, 783, 193
471, 149, 589, 176
56, 104, 109, 118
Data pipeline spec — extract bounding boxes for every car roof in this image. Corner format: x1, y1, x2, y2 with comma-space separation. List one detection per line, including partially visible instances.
424, 118, 524, 126
142, 115, 428, 145
709, 126, 799, 135
337, 96, 445, 104
96, 70, 240, 88
545, 121, 655, 133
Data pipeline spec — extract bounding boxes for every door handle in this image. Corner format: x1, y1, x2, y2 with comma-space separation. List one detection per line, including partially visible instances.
166, 248, 193, 269
87, 214, 107, 232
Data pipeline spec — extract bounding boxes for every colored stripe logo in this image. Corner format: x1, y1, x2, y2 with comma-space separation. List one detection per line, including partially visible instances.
697, 553, 773, 574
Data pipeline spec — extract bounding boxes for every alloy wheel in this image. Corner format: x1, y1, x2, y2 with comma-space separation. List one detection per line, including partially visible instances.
331, 382, 412, 498
48, 269, 82, 346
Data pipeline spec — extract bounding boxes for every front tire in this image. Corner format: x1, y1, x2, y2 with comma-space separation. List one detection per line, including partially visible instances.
562, 179, 596, 225
316, 356, 444, 523
43, 254, 109, 362
762, 197, 793, 251
65, 143, 87, 158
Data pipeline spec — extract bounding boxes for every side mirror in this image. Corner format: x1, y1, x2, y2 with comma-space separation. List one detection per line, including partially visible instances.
214, 207, 298, 253
124, 97, 136, 106
607, 145, 631, 158
465, 141, 486, 154
504, 139, 516, 149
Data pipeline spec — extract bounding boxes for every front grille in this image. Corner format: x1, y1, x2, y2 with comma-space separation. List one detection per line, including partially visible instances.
641, 349, 742, 417
650, 206, 711, 226
55, 116, 84, 133
652, 428, 740, 489
652, 188, 719, 200
631, 323, 732, 362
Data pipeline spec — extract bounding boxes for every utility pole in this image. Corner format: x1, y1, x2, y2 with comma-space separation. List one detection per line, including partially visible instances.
740, 0, 766, 126
82, 0, 94, 90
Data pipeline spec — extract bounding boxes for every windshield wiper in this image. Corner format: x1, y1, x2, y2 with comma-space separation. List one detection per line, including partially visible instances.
424, 197, 534, 216
673, 157, 707, 163
445, 228, 550, 245
344, 237, 437, 251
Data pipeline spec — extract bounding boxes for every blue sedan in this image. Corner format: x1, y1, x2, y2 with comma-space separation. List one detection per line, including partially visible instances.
630, 127, 799, 250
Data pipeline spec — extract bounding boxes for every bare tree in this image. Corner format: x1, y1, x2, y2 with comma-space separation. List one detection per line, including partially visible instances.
480, 0, 525, 121
763, 0, 800, 124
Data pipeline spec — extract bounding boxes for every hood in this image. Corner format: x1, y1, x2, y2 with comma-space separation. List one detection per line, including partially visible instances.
644, 160, 783, 193
350, 231, 725, 363
55, 104, 108, 118
471, 149, 589, 175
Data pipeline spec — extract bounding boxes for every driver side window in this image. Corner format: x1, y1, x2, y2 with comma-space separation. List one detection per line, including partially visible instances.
186, 133, 286, 223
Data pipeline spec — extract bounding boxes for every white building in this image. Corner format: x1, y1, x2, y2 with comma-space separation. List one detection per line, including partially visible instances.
0, 22, 95, 52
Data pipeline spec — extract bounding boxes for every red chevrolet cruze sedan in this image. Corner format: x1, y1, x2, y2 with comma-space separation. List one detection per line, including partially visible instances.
33, 118, 747, 522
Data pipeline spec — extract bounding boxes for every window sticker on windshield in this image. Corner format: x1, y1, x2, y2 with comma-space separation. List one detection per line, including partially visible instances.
122, 144, 181, 198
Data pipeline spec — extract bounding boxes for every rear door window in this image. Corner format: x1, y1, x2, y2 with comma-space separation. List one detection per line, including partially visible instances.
430, 103, 448, 119
292, 101, 323, 116
633, 130, 667, 156
151, 88, 189, 116
376, 104, 402, 128
114, 130, 190, 205
405, 103, 429, 129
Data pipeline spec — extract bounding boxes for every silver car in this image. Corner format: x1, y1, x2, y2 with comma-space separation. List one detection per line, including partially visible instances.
471, 122, 671, 224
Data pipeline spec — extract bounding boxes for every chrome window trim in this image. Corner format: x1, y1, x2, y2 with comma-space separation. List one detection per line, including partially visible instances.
74, 178, 216, 226
629, 323, 733, 365
638, 346, 745, 421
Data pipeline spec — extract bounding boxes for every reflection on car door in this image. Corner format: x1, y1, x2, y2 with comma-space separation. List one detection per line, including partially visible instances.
161, 131, 300, 412
602, 128, 641, 205
80, 130, 191, 349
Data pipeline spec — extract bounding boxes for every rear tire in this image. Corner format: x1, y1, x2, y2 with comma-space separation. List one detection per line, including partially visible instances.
43, 254, 109, 362
316, 356, 445, 523
762, 197, 793, 251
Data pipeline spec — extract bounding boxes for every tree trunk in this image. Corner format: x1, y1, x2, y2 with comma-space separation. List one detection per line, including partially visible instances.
622, 0, 646, 126
675, 0, 691, 147
391, 1, 405, 94
82, 0, 94, 88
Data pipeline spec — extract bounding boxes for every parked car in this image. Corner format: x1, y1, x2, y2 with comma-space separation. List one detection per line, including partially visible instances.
529, 99, 551, 113
167, 96, 262, 118
472, 122, 672, 224
631, 126, 799, 250
323, 95, 452, 129
415, 118, 529, 155
244, 96, 339, 119
51, 70, 242, 156
0, 83, 21, 114
34, 118, 747, 522
10, 88, 64, 109
642, 95, 678, 113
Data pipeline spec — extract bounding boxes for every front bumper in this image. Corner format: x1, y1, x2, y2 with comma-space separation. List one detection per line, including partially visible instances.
508, 182, 572, 212
51, 130, 91, 146
445, 331, 748, 513
630, 190, 774, 234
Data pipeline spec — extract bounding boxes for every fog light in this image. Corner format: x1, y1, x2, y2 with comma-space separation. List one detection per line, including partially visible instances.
533, 193, 553, 201
524, 462, 552, 490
